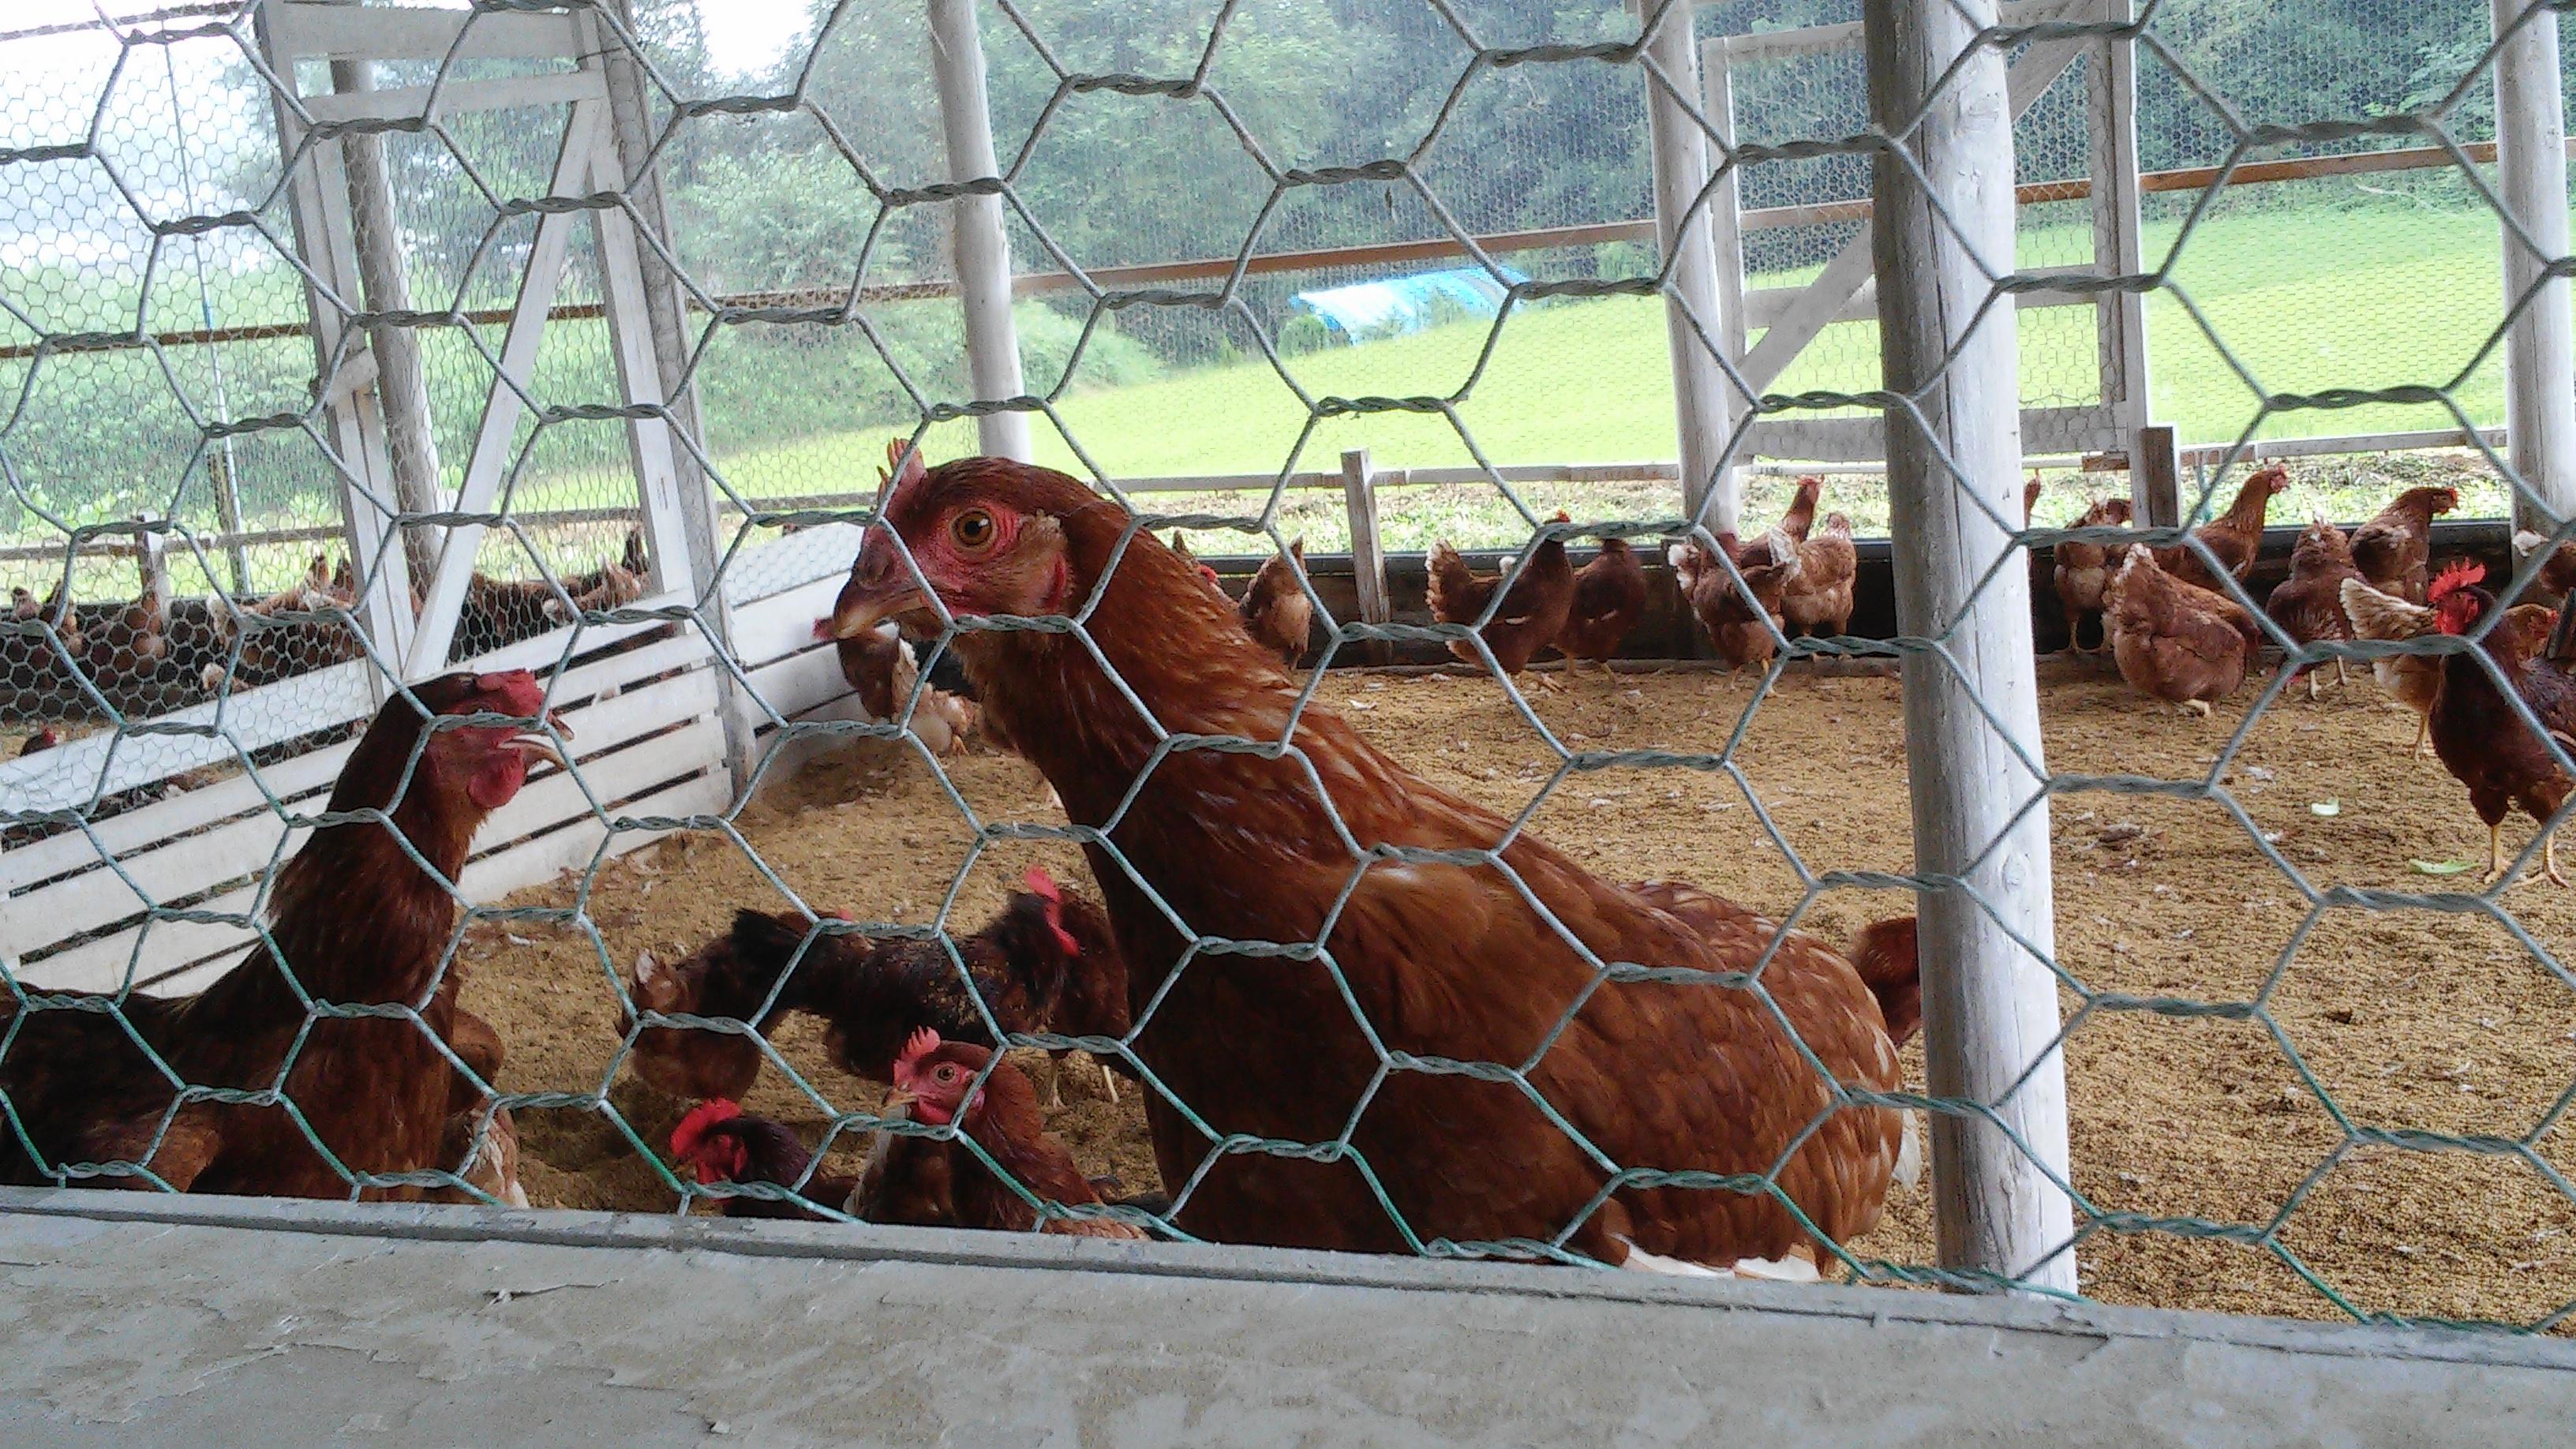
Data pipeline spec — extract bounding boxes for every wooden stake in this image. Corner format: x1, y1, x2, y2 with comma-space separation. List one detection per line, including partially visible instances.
1866, 0, 2076, 1295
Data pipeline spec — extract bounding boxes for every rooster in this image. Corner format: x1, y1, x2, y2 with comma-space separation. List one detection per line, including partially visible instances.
1554, 537, 1646, 676
2051, 496, 2134, 653
2351, 486, 2458, 602
2346, 564, 2564, 786
1238, 537, 1313, 667
2153, 466, 2286, 594
2264, 518, 2361, 699
1672, 530, 1799, 673
2339, 571, 2557, 762
0, 671, 568, 1197
623, 867, 1129, 1108
1427, 514, 1575, 684
1780, 512, 1856, 640
2104, 545, 2264, 717
825, 454, 1921, 1272
2417, 560, 2576, 885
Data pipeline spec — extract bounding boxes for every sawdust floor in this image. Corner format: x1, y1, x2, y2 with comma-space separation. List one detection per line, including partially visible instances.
459, 661, 2576, 1329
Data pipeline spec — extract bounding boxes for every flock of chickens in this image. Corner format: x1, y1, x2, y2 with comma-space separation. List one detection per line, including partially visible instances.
3, 447, 2563, 1282
0, 451, 1938, 1282
2, 533, 648, 724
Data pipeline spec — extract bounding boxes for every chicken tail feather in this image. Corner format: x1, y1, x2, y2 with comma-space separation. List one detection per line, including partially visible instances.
1848, 916, 1923, 1050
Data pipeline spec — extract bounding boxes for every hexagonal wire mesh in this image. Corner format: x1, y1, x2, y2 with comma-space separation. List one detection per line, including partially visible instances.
4, 0, 2576, 1333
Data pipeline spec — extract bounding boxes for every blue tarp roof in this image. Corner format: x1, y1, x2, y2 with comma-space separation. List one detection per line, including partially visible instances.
1291, 266, 1526, 343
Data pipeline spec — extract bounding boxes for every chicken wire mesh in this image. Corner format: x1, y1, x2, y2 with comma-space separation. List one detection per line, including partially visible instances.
2, 0, 2575, 1336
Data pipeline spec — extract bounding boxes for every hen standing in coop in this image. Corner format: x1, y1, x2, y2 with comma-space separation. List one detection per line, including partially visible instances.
2265, 518, 2362, 699
1776, 475, 1823, 544
826, 452, 1923, 1274
1238, 537, 1313, 667
1427, 514, 1574, 687
0, 671, 567, 1198
1671, 529, 1799, 674
2103, 544, 2265, 717
1169, 533, 1226, 598
2350, 485, 2458, 602
624, 867, 1129, 1109
2050, 495, 2134, 654
203, 554, 360, 691
1780, 512, 1856, 641
2511, 529, 2576, 610
78, 543, 170, 695
1554, 536, 1646, 678
2407, 560, 2576, 885
2152, 466, 2286, 593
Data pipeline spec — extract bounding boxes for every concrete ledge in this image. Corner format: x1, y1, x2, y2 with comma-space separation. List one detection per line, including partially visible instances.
3, 1189, 2574, 1447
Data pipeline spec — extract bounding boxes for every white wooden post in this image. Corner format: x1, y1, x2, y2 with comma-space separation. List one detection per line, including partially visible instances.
399, 103, 605, 676
1635, 0, 1736, 532
1866, 0, 2076, 1294
2089, 0, 2151, 442
254, 6, 412, 690
928, 0, 1032, 462
1698, 38, 1750, 381
597, 0, 755, 793
1342, 449, 1388, 627
328, 49, 447, 587
2132, 422, 2181, 531
2492, 0, 2576, 532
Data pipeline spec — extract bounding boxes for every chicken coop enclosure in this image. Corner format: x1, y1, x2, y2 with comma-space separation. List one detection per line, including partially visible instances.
9, 0, 2576, 1387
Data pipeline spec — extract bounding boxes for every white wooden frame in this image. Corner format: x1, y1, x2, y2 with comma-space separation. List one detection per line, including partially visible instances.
1700, 0, 2149, 466
0, 4, 803, 994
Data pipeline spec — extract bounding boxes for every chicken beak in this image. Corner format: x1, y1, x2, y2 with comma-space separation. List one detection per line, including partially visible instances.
828, 532, 930, 640
880, 1087, 915, 1116
504, 711, 572, 769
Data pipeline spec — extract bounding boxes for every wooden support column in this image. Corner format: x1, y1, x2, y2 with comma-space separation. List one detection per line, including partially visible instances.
2493, 0, 2576, 532
1866, 0, 2076, 1295
1636, 0, 1737, 533
2131, 423, 2180, 531
929, 0, 1032, 462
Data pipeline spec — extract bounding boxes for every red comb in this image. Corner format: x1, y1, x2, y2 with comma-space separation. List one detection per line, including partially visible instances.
2428, 559, 2486, 602
897, 1026, 942, 1069
669, 1099, 741, 1166
1024, 867, 1080, 958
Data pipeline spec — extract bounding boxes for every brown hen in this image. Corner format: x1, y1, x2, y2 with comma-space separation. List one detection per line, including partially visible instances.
2350, 485, 2458, 602
2106, 545, 2265, 716
0, 671, 567, 1198
1427, 515, 1575, 680
1555, 536, 1646, 672
2153, 466, 2286, 593
826, 455, 1919, 1272
2052, 496, 2133, 654
2264, 518, 2361, 698
1239, 536, 1314, 667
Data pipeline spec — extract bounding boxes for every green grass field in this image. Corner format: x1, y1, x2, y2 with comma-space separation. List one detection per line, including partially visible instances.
2, 199, 2542, 586
676, 200, 2526, 552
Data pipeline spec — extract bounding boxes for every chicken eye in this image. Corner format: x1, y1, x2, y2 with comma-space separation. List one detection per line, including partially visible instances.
950, 510, 997, 552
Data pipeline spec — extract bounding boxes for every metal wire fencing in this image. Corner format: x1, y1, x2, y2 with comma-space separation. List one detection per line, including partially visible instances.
4, 0, 2576, 1338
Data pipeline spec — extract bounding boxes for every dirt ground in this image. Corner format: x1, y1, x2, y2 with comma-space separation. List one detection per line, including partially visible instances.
457, 658, 2576, 1329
